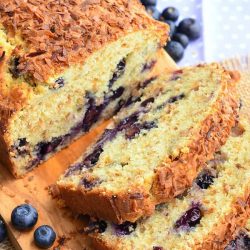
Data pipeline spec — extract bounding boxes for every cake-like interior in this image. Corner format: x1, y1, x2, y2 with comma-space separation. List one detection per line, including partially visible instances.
3, 30, 162, 176
90, 119, 250, 250
58, 64, 238, 223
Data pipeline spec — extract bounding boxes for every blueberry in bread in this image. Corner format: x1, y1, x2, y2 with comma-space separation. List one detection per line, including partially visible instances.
90, 119, 250, 250
0, 0, 169, 177
57, 64, 239, 224
225, 225, 250, 250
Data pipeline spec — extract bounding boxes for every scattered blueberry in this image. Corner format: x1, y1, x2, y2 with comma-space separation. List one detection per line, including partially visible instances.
85, 220, 107, 234
168, 93, 185, 103
146, 6, 161, 20
196, 173, 214, 189
172, 33, 189, 48
140, 0, 157, 7
137, 76, 157, 90
11, 204, 38, 231
54, 77, 65, 89
109, 58, 126, 88
114, 221, 137, 236
174, 206, 202, 231
161, 7, 179, 22
0, 219, 7, 243
153, 247, 163, 250
37, 137, 63, 158
80, 178, 101, 189
82, 95, 104, 132
18, 138, 27, 147
34, 225, 56, 249
108, 87, 125, 101
140, 97, 155, 107
177, 18, 201, 40
165, 20, 176, 38
225, 232, 250, 250
9, 57, 21, 78
164, 41, 184, 62
82, 147, 103, 168
141, 60, 157, 73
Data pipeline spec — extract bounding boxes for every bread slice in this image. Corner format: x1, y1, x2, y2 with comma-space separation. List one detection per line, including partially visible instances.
89, 118, 250, 250
57, 64, 239, 224
0, 0, 168, 177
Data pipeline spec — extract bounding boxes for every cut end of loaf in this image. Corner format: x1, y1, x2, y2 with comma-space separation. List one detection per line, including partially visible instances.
57, 63, 240, 224
90, 118, 250, 250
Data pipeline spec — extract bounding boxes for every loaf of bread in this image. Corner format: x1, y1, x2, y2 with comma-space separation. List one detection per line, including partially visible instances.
89, 119, 250, 250
58, 64, 239, 224
0, 0, 169, 177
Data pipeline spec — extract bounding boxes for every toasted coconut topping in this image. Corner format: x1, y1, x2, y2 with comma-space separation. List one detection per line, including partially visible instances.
0, 0, 167, 82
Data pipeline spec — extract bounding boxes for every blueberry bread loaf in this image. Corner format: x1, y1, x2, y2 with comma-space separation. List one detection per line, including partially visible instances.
57, 64, 239, 224
90, 119, 250, 250
0, 0, 169, 177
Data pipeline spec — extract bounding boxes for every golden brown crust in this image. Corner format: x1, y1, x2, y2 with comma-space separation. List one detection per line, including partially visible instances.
59, 70, 240, 224
152, 80, 239, 202
195, 189, 250, 250
0, 0, 168, 82
90, 188, 250, 250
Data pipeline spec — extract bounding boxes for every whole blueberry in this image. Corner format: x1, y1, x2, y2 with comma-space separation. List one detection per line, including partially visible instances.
161, 7, 179, 22
165, 20, 176, 38
196, 173, 214, 189
172, 33, 189, 48
146, 6, 161, 20
34, 225, 56, 249
164, 41, 184, 62
177, 18, 201, 40
0, 219, 7, 243
140, 0, 157, 7
11, 204, 38, 231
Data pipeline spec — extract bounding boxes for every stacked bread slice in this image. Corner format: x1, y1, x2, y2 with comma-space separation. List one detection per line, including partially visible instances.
89, 118, 250, 250
57, 63, 241, 230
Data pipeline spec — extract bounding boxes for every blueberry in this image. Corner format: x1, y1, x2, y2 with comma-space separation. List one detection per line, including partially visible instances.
54, 77, 64, 89
177, 18, 201, 40
140, 0, 157, 7
82, 147, 103, 168
34, 225, 56, 249
172, 33, 189, 48
9, 57, 21, 78
85, 220, 107, 234
161, 7, 179, 22
153, 247, 163, 250
141, 97, 155, 107
114, 221, 137, 236
164, 41, 184, 62
165, 20, 176, 38
109, 58, 126, 88
174, 206, 202, 231
80, 177, 101, 190
82, 96, 104, 132
225, 232, 250, 250
168, 93, 185, 103
11, 204, 38, 231
146, 6, 161, 20
0, 219, 7, 243
196, 173, 214, 189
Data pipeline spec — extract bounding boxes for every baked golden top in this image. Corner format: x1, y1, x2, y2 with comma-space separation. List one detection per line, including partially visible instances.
0, 0, 167, 82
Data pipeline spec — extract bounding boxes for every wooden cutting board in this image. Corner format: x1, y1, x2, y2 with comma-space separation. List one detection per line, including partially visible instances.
0, 51, 178, 250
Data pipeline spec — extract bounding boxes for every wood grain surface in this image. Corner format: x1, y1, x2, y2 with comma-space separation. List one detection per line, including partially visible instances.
0, 51, 177, 250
